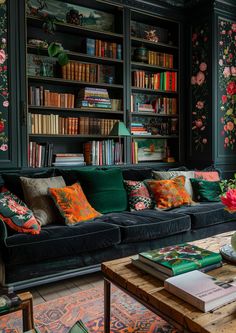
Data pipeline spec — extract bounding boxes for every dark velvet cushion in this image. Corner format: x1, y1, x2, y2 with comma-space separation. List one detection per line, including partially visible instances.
4, 221, 120, 265
94, 210, 191, 243
170, 202, 236, 229
122, 168, 153, 181
2, 169, 56, 201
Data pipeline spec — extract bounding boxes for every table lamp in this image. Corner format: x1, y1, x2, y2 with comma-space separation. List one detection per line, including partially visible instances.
109, 121, 131, 164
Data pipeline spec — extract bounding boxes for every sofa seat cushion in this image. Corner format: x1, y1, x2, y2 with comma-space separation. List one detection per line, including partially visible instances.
170, 202, 236, 229
94, 210, 191, 243
4, 222, 120, 265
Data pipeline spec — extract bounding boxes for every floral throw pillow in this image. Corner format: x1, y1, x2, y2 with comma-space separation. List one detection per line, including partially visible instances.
49, 183, 101, 225
146, 176, 193, 209
124, 180, 153, 211
0, 191, 40, 234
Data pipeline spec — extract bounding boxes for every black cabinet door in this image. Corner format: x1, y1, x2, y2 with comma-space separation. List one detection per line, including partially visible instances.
0, 0, 20, 169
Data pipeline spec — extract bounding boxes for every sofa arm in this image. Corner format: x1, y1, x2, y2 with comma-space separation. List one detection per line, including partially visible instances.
0, 218, 8, 244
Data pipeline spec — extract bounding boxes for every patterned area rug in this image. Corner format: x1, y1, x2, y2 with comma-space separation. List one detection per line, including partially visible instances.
0, 285, 178, 333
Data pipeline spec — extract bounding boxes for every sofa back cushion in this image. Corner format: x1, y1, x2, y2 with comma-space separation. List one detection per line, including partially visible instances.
20, 176, 66, 226
49, 183, 101, 225
76, 168, 128, 213
0, 191, 40, 234
124, 180, 154, 211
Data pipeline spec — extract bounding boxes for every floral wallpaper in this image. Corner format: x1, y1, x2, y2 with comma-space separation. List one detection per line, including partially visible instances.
219, 19, 236, 151
191, 23, 209, 152
0, 0, 8, 152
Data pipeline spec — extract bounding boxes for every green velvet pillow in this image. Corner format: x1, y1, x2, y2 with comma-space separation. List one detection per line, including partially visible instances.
76, 168, 128, 213
190, 178, 221, 202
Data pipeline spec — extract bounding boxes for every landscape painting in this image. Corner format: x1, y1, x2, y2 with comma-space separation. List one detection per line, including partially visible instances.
135, 138, 166, 162
28, 0, 115, 32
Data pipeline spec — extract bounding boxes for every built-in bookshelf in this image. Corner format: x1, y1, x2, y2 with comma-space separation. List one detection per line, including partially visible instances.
24, 0, 181, 167
130, 10, 180, 164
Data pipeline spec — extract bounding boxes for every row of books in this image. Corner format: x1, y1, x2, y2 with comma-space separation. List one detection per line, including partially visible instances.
131, 96, 177, 114
28, 142, 54, 168
29, 86, 75, 108
29, 114, 118, 135
146, 51, 173, 68
132, 71, 177, 91
132, 243, 236, 313
83, 140, 123, 165
86, 38, 122, 60
61, 61, 115, 84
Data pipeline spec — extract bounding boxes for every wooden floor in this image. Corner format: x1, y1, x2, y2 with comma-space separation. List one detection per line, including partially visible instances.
27, 272, 104, 306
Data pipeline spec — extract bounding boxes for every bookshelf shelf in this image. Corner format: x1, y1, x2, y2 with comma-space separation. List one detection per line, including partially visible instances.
131, 37, 178, 50
131, 86, 178, 94
131, 112, 178, 117
28, 76, 124, 89
29, 134, 120, 139
27, 45, 124, 65
131, 135, 179, 139
28, 106, 124, 115
131, 61, 178, 72
27, 16, 124, 41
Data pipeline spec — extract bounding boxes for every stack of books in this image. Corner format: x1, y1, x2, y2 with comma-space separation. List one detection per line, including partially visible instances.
131, 122, 151, 135
77, 87, 112, 109
52, 153, 85, 166
165, 270, 236, 312
132, 243, 223, 281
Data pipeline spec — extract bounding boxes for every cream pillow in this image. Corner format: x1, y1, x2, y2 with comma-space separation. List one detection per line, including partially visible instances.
152, 170, 195, 198
20, 176, 66, 226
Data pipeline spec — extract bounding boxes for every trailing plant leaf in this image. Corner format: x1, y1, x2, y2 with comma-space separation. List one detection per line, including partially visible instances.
220, 173, 236, 195
57, 52, 69, 66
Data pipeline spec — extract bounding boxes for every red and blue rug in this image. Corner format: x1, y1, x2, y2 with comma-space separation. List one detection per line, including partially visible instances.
0, 285, 178, 333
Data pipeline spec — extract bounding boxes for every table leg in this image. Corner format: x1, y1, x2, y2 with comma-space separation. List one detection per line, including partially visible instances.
104, 279, 111, 333
19, 293, 34, 332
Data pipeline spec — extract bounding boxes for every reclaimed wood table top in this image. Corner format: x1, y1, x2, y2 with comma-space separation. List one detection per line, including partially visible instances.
101, 231, 236, 333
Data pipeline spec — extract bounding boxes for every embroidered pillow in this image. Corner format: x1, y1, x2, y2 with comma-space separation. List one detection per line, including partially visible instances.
0, 191, 40, 234
20, 176, 66, 226
124, 180, 153, 211
152, 170, 195, 198
146, 176, 193, 209
49, 183, 101, 225
194, 171, 220, 181
190, 178, 221, 202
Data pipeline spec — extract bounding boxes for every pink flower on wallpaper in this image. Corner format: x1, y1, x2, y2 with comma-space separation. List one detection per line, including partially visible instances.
196, 101, 204, 109
202, 138, 207, 144
219, 59, 223, 66
231, 66, 236, 76
199, 62, 207, 71
232, 23, 236, 32
0, 49, 6, 64
226, 121, 234, 131
195, 119, 203, 128
191, 76, 196, 84
192, 33, 197, 42
219, 41, 223, 45
0, 144, 8, 151
196, 71, 205, 85
226, 81, 236, 95
223, 66, 231, 77
3, 100, 8, 107
222, 95, 228, 103
225, 137, 229, 144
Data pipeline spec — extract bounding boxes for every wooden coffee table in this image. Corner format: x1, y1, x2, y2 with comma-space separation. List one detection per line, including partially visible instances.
102, 231, 236, 333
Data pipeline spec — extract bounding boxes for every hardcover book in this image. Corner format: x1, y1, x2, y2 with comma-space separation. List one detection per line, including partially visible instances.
164, 270, 236, 312
139, 243, 222, 276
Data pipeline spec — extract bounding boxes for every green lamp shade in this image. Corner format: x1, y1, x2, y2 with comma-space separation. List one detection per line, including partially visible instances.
109, 121, 131, 136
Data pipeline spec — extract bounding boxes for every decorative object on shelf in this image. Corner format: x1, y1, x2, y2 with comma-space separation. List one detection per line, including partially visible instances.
26, 0, 47, 16
109, 121, 131, 137
133, 46, 148, 63
66, 9, 83, 26
144, 30, 159, 43
28, 39, 48, 49
48, 42, 69, 66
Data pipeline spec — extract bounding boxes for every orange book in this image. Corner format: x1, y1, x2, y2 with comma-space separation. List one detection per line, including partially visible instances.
70, 61, 75, 80
85, 63, 90, 82
81, 63, 86, 82
67, 62, 71, 80
62, 65, 67, 79
83, 142, 92, 165
75, 62, 79, 80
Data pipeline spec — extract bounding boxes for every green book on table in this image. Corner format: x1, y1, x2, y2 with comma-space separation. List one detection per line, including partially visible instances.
139, 243, 222, 276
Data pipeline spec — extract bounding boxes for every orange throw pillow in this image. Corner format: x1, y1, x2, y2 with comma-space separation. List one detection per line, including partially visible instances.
146, 176, 193, 209
49, 183, 101, 225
